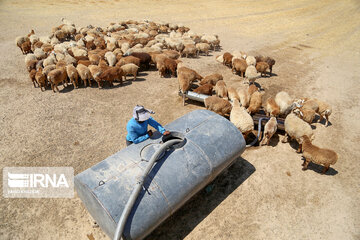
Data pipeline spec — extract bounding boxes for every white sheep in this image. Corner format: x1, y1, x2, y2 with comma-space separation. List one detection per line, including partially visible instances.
43, 53, 57, 67
275, 91, 298, 116
244, 65, 259, 84
120, 63, 139, 80
230, 99, 254, 138
314, 99, 332, 126
25, 54, 37, 65
34, 48, 46, 60
260, 117, 278, 146
71, 47, 87, 57
282, 112, 314, 152
245, 55, 256, 66
105, 52, 116, 67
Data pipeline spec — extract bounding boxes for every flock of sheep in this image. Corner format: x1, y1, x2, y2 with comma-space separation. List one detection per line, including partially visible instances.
16, 19, 337, 174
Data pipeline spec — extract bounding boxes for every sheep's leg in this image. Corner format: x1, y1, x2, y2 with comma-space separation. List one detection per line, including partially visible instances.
124, 75, 127, 81
302, 159, 310, 170
322, 165, 330, 174
325, 115, 329, 127
296, 143, 302, 153
51, 83, 55, 92
55, 84, 60, 93
133, 73, 136, 81
88, 79, 92, 87
32, 80, 37, 88
182, 93, 185, 106
281, 133, 289, 143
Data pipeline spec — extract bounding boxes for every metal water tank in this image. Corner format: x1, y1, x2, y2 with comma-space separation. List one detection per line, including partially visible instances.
75, 109, 246, 239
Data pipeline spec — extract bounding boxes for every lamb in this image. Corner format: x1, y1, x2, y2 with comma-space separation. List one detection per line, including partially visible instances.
245, 55, 256, 66
247, 91, 262, 114
314, 99, 332, 126
237, 87, 250, 108
35, 67, 47, 91
66, 65, 79, 88
232, 58, 247, 78
260, 117, 278, 146
29, 69, 38, 88
47, 67, 68, 92
293, 107, 316, 124
76, 64, 92, 87
105, 51, 116, 66
275, 91, 298, 116
181, 44, 197, 58
244, 65, 259, 84
230, 99, 254, 138
255, 62, 269, 77
299, 135, 338, 174
223, 52, 233, 67
204, 96, 232, 117
193, 83, 213, 95
282, 112, 314, 153
199, 73, 223, 86
196, 43, 211, 56
255, 56, 276, 74
264, 97, 280, 117
120, 63, 139, 80
227, 87, 240, 102
214, 80, 228, 99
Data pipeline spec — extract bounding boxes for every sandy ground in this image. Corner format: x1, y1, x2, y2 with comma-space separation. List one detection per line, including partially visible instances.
0, 0, 360, 239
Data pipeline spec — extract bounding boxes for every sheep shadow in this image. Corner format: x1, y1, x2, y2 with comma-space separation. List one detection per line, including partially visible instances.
268, 133, 280, 147
300, 157, 338, 176
145, 157, 255, 240
269, 72, 278, 77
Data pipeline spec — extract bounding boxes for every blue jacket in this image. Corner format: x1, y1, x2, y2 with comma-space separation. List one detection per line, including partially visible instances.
126, 117, 166, 144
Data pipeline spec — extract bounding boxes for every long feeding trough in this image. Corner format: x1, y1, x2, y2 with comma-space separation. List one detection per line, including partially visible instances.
75, 110, 246, 240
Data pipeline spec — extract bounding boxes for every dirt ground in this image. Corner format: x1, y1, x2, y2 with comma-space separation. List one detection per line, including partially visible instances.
1, 0, 360, 239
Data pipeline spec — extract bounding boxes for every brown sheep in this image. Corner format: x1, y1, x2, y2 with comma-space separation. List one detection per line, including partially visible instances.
29, 69, 38, 88
193, 83, 213, 95
200, 73, 223, 86
264, 97, 280, 117
157, 58, 179, 77
177, 67, 203, 82
204, 96, 232, 117
66, 65, 79, 89
85, 40, 96, 50
76, 64, 92, 87
47, 67, 68, 92
26, 60, 37, 72
223, 52, 233, 67
247, 85, 259, 96
130, 52, 151, 69
299, 135, 338, 174
247, 91, 262, 114
227, 87, 240, 102
98, 66, 124, 87
232, 58, 247, 78
21, 40, 32, 54
77, 60, 92, 67
35, 67, 47, 91
260, 117, 278, 146
94, 37, 106, 49
120, 63, 139, 81
116, 56, 140, 67
214, 80, 228, 99
163, 49, 180, 59
178, 68, 203, 106
89, 54, 102, 65
256, 62, 269, 77
255, 56, 276, 75
181, 44, 197, 58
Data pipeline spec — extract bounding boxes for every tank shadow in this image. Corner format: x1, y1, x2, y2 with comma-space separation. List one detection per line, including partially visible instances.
145, 157, 255, 240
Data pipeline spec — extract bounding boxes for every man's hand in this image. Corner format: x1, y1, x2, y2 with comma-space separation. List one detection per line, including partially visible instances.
147, 130, 153, 137
163, 131, 170, 136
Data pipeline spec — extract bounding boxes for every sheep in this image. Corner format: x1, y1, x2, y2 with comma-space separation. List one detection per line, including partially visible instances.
244, 65, 259, 84
193, 83, 213, 95
201, 34, 220, 50
26, 60, 37, 72
88, 65, 102, 87
77, 60, 91, 67
66, 65, 79, 88
120, 63, 139, 80
300, 98, 319, 112
98, 66, 124, 87
21, 40, 32, 54
245, 55, 256, 66
162, 50, 180, 60
299, 135, 338, 174
204, 96, 232, 117
47, 67, 68, 92
43, 54, 57, 67
196, 43, 210, 56
255, 56, 276, 75
227, 86, 240, 102
247, 91, 262, 114
76, 64, 92, 87
223, 52, 233, 67
275, 91, 298, 116
130, 52, 151, 69
25, 54, 37, 65
15, 36, 28, 54
34, 48, 46, 60
29, 69, 38, 88
71, 47, 87, 57
282, 112, 314, 153
314, 99, 332, 126
177, 67, 203, 82
216, 54, 224, 63
232, 58, 247, 77
230, 99, 254, 138
255, 62, 269, 77
237, 87, 250, 108
181, 44, 197, 58
214, 80, 228, 99
35, 67, 47, 91
260, 117, 278, 146
32, 41, 44, 52
199, 73, 223, 86
157, 57, 179, 77
43, 65, 56, 76
264, 97, 280, 117
247, 85, 259, 96
89, 54, 101, 65
105, 51, 116, 67
117, 56, 140, 67
178, 68, 203, 106
293, 107, 316, 124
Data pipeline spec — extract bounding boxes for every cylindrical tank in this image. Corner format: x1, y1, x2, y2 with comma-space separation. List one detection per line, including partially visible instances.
75, 109, 246, 240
